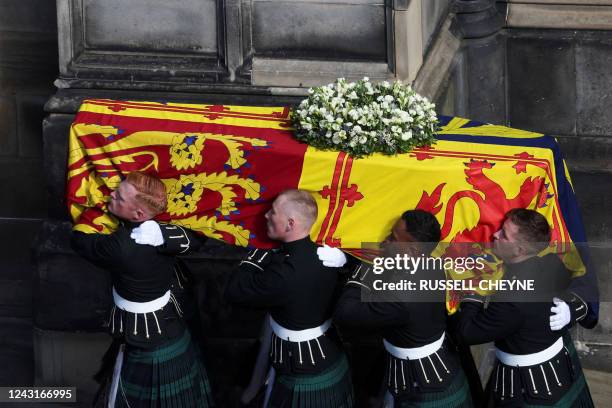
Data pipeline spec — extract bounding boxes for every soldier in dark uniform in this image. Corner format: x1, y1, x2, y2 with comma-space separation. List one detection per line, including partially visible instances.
224, 189, 355, 407
71, 171, 214, 407
334, 209, 474, 407
455, 208, 594, 407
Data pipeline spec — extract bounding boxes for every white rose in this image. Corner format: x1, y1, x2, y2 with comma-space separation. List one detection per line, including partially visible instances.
401, 130, 412, 141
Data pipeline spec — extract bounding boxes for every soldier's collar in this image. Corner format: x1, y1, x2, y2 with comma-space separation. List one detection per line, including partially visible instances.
119, 219, 144, 229
281, 236, 311, 254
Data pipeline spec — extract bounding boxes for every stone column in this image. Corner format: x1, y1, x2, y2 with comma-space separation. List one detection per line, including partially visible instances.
450, 0, 506, 123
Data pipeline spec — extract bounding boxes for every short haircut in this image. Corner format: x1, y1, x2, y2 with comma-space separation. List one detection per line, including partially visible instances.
125, 172, 167, 216
505, 208, 551, 253
401, 209, 441, 254
278, 189, 318, 229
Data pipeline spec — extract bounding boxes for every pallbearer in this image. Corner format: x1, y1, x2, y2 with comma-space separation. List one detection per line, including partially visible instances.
71, 171, 214, 407
225, 189, 355, 407
334, 210, 474, 407
455, 209, 594, 407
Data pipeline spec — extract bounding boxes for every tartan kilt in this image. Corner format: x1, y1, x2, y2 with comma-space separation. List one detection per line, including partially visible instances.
115, 328, 214, 408
523, 333, 593, 408
268, 353, 355, 408
395, 369, 473, 408
484, 333, 594, 408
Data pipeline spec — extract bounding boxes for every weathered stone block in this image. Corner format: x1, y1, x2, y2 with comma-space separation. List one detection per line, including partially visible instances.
0, 96, 17, 156
421, 0, 450, 51
507, 32, 577, 135
42, 113, 75, 219
36, 253, 113, 331
0, 31, 58, 89
465, 33, 506, 124
252, 1, 386, 61
17, 93, 50, 158
35, 221, 112, 331
0, 317, 34, 386
557, 136, 612, 173
0, 0, 57, 33
576, 34, 612, 137
83, 0, 218, 54
0, 159, 46, 218
570, 171, 612, 242
33, 328, 109, 406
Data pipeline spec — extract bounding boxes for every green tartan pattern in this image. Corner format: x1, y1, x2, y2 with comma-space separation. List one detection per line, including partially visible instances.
272, 353, 355, 408
396, 370, 473, 408
116, 329, 214, 407
524, 333, 594, 408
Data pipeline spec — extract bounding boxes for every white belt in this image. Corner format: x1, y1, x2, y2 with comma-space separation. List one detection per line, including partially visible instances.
269, 315, 331, 342
112, 287, 170, 314
495, 337, 563, 367
383, 332, 445, 360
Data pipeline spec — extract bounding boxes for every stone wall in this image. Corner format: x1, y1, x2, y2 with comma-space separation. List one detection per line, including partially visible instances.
0, 0, 57, 218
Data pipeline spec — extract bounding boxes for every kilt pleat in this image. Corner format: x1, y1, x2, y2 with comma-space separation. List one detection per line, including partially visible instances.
523, 333, 594, 408
269, 353, 354, 408
116, 328, 214, 408
396, 369, 473, 408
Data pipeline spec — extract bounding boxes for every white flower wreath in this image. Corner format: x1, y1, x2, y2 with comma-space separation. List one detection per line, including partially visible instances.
291, 78, 438, 157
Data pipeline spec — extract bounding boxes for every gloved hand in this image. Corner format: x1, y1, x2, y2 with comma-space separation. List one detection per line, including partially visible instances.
550, 297, 571, 331
317, 244, 347, 267
130, 220, 164, 246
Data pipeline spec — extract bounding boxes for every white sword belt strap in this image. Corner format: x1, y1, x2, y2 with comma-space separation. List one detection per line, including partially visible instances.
495, 337, 563, 367
112, 287, 171, 313
269, 315, 332, 342
383, 332, 445, 360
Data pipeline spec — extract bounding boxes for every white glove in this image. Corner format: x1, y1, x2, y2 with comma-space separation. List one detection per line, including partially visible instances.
550, 297, 571, 331
130, 220, 164, 246
317, 245, 347, 267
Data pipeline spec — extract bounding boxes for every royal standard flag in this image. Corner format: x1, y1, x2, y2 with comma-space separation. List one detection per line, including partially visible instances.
67, 99, 598, 317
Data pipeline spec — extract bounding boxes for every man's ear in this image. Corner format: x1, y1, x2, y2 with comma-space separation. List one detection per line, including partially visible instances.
286, 217, 295, 232
133, 208, 148, 222
516, 242, 529, 257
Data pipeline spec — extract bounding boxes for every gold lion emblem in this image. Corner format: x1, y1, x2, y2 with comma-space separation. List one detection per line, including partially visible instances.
169, 134, 205, 170
165, 176, 204, 216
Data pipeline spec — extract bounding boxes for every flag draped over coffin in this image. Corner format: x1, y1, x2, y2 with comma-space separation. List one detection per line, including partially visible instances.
67, 99, 598, 317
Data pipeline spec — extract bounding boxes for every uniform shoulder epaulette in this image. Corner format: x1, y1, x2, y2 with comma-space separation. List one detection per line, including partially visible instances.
158, 223, 190, 254
346, 262, 375, 291
239, 248, 276, 271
